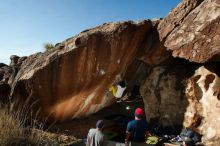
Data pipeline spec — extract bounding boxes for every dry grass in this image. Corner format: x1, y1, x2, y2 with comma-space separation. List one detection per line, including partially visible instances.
0, 93, 81, 146
0, 106, 81, 146
0, 109, 50, 146
0, 109, 23, 145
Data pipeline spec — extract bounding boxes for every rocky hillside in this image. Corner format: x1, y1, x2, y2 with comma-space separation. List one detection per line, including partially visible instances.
0, 0, 220, 145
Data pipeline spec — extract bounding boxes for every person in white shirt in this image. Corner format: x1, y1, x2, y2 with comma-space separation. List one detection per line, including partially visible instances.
87, 120, 106, 146
115, 81, 126, 100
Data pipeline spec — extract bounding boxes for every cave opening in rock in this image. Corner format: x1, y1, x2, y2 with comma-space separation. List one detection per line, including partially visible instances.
51, 96, 145, 143
50, 60, 148, 143
49, 58, 201, 144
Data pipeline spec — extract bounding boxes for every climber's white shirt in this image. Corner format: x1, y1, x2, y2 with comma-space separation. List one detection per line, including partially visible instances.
115, 85, 126, 98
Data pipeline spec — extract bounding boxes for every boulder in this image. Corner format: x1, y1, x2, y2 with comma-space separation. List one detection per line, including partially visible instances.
0, 63, 7, 68
2, 1, 220, 144
138, 19, 171, 66
0, 64, 13, 105
0, 64, 13, 83
0, 82, 11, 105
184, 64, 220, 145
141, 61, 220, 144
158, 0, 220, 63
10, 21, 154, 122
140, 59, 199, 134
10, 55, 20, 66
124, 59, 149, 91
17, 56, 27, 66
9, 55, 27, 67
0, 55, 26, 87
158, 0, 204, 40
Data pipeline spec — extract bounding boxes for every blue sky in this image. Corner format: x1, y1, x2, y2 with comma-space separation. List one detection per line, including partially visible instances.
0, 0, 180, 64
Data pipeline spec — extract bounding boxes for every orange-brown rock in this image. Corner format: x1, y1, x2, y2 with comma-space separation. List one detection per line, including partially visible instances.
158, 0, 220, 63
137, 19, 171, 66
2, 0, 220, 144
10, 21, 156, 122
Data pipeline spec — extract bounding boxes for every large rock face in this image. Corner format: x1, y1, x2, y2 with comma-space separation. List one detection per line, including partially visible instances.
0, 0, 219, 144
0, 64, 12, 83
10, 21, 156, 122
158, 0, 220, 63
184, 65, 220, 145
0, 55, 27, 105
137, 19, 171, 66
0, 82, 11, 105
140, 60, 199, 133
155, 0, 220, 143
0, 64, 12, 104
140, 62, 220, 144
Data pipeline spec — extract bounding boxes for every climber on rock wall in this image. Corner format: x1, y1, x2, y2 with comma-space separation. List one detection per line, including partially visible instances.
109, 80, 127, 101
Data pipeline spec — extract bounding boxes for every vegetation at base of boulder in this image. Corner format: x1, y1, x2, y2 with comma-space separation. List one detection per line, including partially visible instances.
43, 42, 55, 51
0, 109, 23, 145
0, 106, 80, 146
0, 108, 51, 146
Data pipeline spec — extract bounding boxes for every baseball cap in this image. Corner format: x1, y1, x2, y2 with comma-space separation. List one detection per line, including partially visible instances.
96, 120, 104, 129
135, 108, 144, 117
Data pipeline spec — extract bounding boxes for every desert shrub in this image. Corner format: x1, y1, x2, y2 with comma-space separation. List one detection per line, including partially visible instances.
43, 43, 55, 51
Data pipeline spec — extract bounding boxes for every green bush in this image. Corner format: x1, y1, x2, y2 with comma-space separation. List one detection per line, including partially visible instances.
43, 43, 54, 51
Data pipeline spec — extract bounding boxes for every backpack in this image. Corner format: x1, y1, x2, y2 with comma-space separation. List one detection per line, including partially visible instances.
180, 129, 201, 143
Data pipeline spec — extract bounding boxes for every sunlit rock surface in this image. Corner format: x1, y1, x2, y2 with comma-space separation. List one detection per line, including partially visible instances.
0, 0, 219, 144
159, 0, 220, 63
10, 21, 154, 122
184, 65, 220, 145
